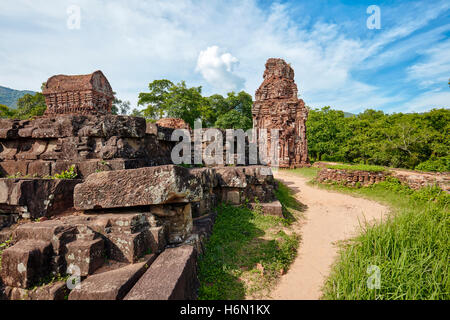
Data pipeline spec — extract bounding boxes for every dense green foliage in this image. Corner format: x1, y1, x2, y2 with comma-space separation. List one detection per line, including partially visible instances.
0, 92, 47, 119
0, 86, 36, 108
307, 107, 450, 172
138, 80, 252, 129
415, 155, 450, 172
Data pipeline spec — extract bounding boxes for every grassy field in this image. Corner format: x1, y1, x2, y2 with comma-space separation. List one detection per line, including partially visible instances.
291, 167, 449, 300
197, 182, 304, 299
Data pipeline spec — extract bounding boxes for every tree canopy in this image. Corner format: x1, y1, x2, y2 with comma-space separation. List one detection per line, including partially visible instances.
137, 79, 252, 129
307, 106, 450, 171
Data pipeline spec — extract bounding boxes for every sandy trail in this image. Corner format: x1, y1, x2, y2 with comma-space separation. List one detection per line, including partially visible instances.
270, 170, 389, 300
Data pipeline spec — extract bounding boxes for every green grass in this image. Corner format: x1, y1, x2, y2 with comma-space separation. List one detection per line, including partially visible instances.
326, 163, 386, 172
281, 166, 320, 178
197, 182, 304, 299
290, 167, 449, 300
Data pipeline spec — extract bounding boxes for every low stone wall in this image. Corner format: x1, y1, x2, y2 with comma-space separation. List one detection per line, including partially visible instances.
391, 170, 449, 192
0, 115, 175, 179
316, 166, 450, 192
317, 168, 388, 186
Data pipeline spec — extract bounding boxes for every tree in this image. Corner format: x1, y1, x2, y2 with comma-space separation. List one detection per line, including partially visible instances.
111, 92, 131, 115
15, 92, 47, 119
305, 106, 449, 171
214, 109, 252, 130
138, 80, 210, 127
209, 91, 253, 130
0, 104, 15, 118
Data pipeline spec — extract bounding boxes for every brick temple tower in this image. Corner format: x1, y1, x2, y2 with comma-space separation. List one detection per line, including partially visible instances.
252, 58, 309, 168
42, 70, 114, 116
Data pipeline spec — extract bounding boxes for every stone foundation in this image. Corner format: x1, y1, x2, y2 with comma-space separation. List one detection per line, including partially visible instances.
317, 168, 388, 186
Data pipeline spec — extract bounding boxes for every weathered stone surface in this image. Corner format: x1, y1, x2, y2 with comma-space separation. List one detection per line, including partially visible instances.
252, 58, 309, 168
156, 118, 191, 131
5, 281, 69, 300
13, 219, 77, 255
392, 170, 450, 192
68, 255, 157, 300
0, 228, 12, 242
29, 281, 68, 300
66, 238, 104, 276
158, 204, 193, 244
213, 166, 277, 203
0, 115, 175, 179
147, 226, 167, 254
124, 245, 197, 300
43, 71, 114, 116
0, 178, 81, 219
317, 168, 388, 187
106, 230, 148, 263
74, 165, 203, 210
0, 240, 53, 288
185, 212, 217, 255
0, 214, 18, 230
250, 200, 283, 217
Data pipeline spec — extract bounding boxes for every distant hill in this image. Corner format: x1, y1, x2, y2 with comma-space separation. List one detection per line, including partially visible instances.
0, 86, 36, 108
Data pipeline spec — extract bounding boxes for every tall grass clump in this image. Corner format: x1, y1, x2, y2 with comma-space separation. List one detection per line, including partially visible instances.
322, 178, 449, 300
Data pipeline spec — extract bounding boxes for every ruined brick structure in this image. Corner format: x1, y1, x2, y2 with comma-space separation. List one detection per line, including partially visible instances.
252, 58, 309, 168
43, 71, 114, 116
0, 70, 282, 300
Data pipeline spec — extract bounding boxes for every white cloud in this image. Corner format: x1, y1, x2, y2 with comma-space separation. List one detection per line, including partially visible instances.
407, 39, 450, 88
196, 46, 245, 93
0, 0, 448, 112
401, 90, 450, 112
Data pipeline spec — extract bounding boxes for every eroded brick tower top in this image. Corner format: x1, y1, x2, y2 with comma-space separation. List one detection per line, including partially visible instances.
42, 70, 114, 116
252, 58, 309, 168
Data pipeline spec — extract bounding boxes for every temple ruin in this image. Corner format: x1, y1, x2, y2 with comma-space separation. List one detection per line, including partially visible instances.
0, 70, 282, 300
252, 58, 309, 168
43, 70, 114, 116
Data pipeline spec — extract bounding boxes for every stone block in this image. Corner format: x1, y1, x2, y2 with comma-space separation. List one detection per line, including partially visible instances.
105, 230, 148, 263
0, 240, 53, 288
250, 200, 283, 217
226, 190, 241, 205
65, 238, 104, 276
124, 245, 197, 300
147, 226, 167, 253
13, 220, 77, 255
68, 255, 157, 300
73, 165, 203, 210
28, 281, 68, 300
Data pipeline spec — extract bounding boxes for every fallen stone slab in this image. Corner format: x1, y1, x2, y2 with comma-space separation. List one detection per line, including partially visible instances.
250, 200, 283, 217
13, 220, 77, 255
124, 245, 197, 300
5, 281, 68, 300
74, 165, 203, 210
68, 254, 157, 300
0, 178, 81, 219
1, 240, 53, 288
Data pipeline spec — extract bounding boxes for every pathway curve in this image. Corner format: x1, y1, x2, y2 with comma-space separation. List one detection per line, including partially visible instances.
270, 170, 389, 300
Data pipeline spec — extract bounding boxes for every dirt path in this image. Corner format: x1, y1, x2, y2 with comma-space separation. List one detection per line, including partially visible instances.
270, 170, 389, 300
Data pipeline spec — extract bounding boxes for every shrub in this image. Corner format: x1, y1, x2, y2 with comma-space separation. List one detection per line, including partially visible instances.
415, 156, 450, 172
53, 165, 78, 179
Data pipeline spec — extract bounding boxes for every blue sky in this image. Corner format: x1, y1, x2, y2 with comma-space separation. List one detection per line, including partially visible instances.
0, 0, 449, 113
